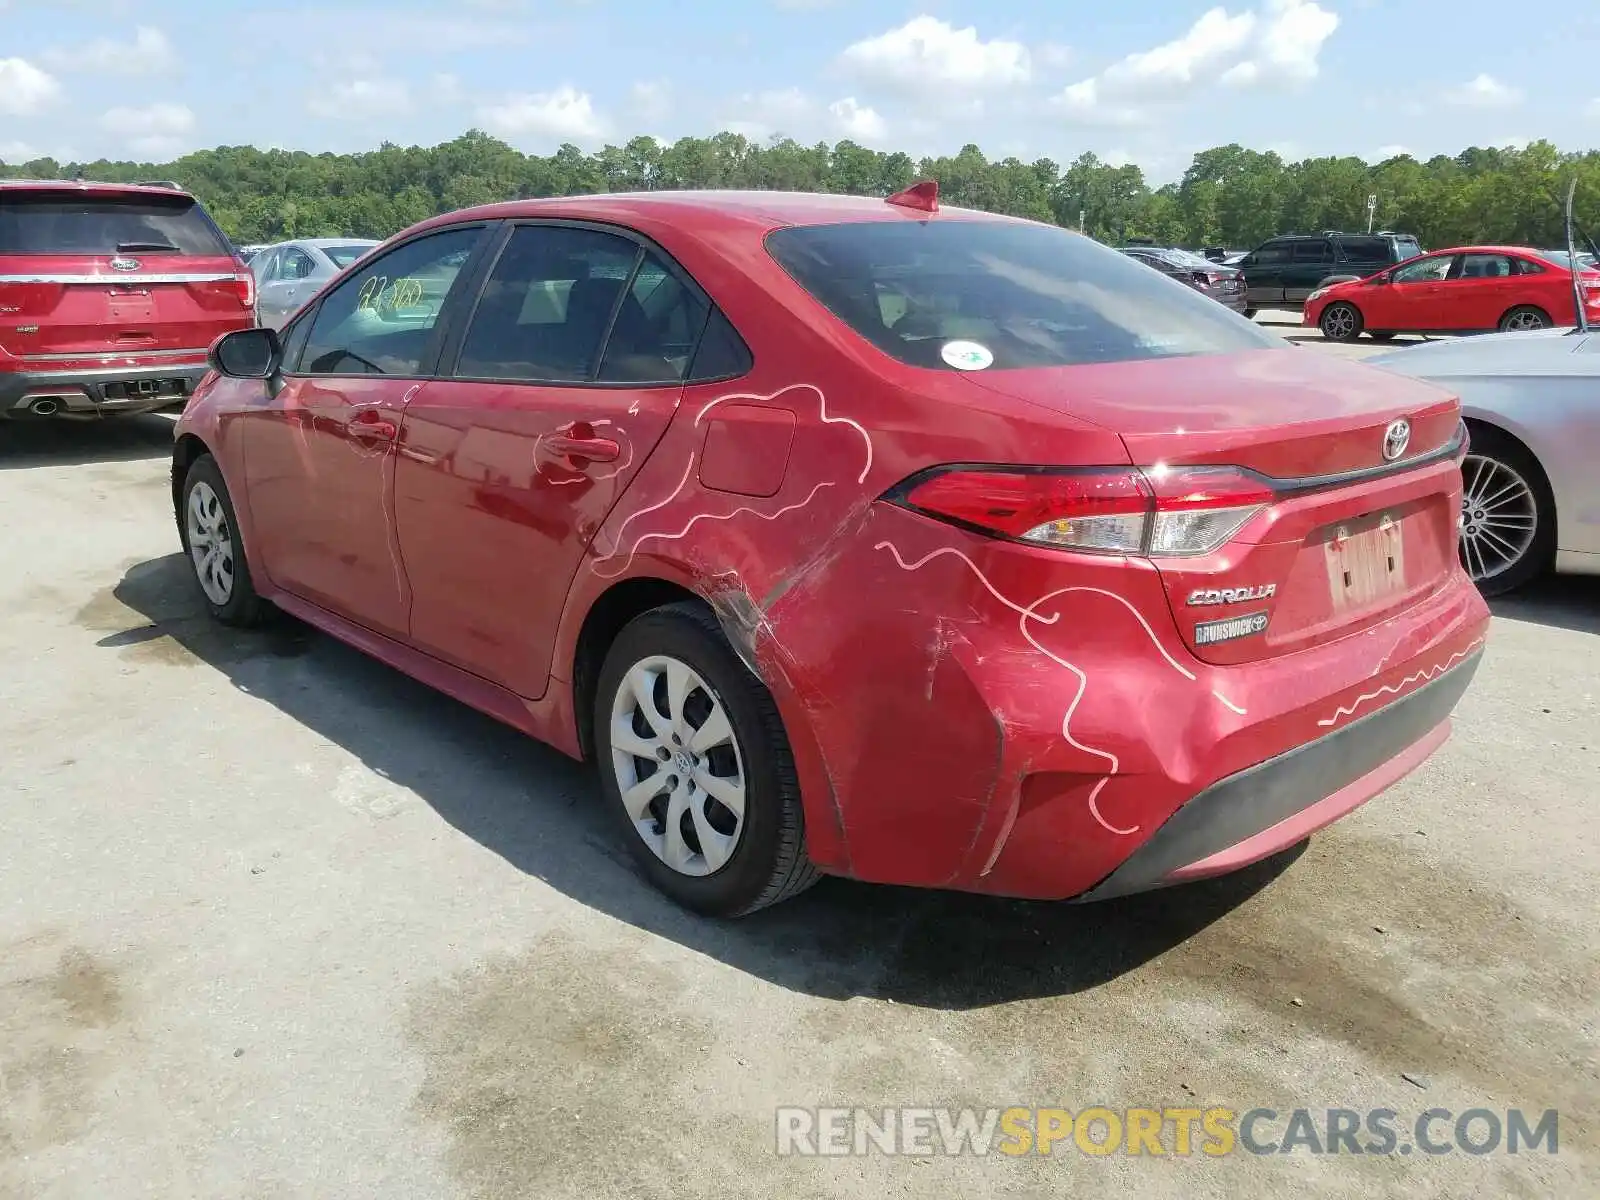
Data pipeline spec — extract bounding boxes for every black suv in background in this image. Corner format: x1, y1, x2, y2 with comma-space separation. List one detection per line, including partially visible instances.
1238, 231, 1423, 312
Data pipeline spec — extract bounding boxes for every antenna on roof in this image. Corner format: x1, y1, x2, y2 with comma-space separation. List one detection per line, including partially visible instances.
885, 180, 939, 213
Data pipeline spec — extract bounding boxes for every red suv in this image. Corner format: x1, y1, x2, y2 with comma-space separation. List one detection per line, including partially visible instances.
173, 186, 1490, 917
0, 180, 255, 420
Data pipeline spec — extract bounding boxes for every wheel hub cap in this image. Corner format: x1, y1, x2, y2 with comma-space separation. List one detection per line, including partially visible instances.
186, 481, 235, 606
610, 654, 747, 878
1458, 453, 1537, 582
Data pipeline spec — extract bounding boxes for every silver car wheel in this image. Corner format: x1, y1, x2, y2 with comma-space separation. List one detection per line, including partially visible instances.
1460, 453, 1538, 583
186, 481, 235, 606
1503, 309, 1548, 332
1322, 305, 1356, 339
609, 654, 746, 878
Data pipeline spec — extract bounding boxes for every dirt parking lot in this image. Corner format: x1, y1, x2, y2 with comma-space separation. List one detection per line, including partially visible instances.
2, 330, 1597, 1198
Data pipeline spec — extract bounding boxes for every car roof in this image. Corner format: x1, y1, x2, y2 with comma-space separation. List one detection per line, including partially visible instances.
0, 178, 198, 200
1422, 245, 1544, 257
406, 189, 1019, 240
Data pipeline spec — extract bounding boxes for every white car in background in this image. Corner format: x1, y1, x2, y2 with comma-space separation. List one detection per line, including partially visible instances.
250, 237, 380, 329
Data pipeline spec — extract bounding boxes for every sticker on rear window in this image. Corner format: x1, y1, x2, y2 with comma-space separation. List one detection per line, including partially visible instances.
1194, 611, 1269, 646
940, 340, 993, 371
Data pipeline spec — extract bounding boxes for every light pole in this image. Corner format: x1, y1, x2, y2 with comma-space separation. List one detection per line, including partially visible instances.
1366, 193, 1377, 233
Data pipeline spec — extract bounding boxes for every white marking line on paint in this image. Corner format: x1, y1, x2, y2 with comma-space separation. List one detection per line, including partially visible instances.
696, 383, 873, 484
1315, 638, 1484, 728
593, 481, 834, 580
593, 452, 697, 563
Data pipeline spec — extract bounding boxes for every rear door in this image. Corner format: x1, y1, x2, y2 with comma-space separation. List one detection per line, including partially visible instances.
0, 187, 251, 360
1284, 237, 1335, 302
1433, 252, 1516, 330
394, 221, 725, 698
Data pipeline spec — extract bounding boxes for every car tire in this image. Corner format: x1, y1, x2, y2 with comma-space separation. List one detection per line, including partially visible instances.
1319, 301, 1363, 342
1498, 305, 1551, 333
594, 601, 819, 917
1368, 331, 1396, 341
1243, 308, 1257, 319
1459, 425, 1556, 597
178, 453, 268, 627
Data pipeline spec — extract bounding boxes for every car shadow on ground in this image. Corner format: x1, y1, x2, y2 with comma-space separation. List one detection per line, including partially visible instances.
105, 553, 1304, 1011
0, 413, 177, 469
1490, 573, 1600, 636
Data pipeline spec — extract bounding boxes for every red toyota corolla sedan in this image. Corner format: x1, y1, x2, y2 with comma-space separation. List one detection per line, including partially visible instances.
172, 185, 1490, 916
1305, 244, 1600, 342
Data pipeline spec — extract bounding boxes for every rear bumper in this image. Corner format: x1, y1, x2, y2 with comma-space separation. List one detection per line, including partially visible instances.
1078, 649, 1480, 901
0, 358, 209, 418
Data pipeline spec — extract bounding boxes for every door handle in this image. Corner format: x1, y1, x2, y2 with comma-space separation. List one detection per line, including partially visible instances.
347, 409, 397, 443
544, 434, 620, 463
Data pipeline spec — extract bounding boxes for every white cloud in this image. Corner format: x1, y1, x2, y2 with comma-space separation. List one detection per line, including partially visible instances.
432, 73, 465, 104
0, 58, 61, 115
829, 97, 887, 142
1376, 143, 1412, 159
307, 79, 414, 119
0, 140, 40, 163
102, 102, 194, 137
1444, 74, 1522, 108
630, 80, 672, 122
46, 26, 176, 76
839, 16, 1031, 93
719, 88, 815, 141
478, 86, 606, 143
1054, 0, 1337, 123
101, 102, 196, 157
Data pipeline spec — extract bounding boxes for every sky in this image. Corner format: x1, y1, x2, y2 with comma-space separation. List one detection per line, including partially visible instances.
1, 0, 1596, 182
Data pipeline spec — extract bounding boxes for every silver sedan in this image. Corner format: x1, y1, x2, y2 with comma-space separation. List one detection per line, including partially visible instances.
1370, 327, 1600, 594
251, 238, 380, 329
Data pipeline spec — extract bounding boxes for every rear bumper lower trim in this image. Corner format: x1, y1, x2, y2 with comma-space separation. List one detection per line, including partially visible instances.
1078, 648, 1482, 902
0, 361, 209, 416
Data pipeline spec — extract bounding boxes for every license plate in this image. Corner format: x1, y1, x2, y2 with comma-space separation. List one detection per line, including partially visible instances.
1325, 516, 1405, 609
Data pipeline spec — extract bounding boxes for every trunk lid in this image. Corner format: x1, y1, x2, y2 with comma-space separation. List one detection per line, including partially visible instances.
966, 349, 1465, 664
0, 187, 252, 360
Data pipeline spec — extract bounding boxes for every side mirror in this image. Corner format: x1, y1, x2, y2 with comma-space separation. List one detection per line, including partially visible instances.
209, 326, 282, 379
1369, 273, 1391, 285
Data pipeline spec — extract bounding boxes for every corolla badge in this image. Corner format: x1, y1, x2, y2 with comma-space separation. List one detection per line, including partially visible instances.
109, 256, 141, 271
1187, 584, 1277, 606
1382, 417, 1411, 462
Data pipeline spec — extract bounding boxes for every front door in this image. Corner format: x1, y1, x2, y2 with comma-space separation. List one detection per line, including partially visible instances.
1379, 252, 1458, 331
239, 224, 488, 638
1243, 242, 1289, 305
394, 223, 716, 698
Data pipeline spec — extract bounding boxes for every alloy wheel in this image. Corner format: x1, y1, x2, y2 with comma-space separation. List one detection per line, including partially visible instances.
1459, 453, 1538, 583
609, 654, 746, 877
186, 481, 236, 606
1504, 309, 1548, 332
1322, 305, 1356, 340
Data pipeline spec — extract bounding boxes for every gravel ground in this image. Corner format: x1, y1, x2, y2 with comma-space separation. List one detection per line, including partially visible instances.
2, 361, 1595, 1199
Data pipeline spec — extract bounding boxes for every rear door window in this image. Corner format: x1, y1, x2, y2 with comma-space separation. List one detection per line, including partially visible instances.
766, 219, 1281, 371
1292, 240, 1333, 263
0, 192, 231, 255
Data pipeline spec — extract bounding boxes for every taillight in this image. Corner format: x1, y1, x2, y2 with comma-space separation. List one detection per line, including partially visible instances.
894, 465, 1273, 557
232, 260, 255, 311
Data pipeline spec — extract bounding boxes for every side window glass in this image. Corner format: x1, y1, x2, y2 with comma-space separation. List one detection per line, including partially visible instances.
597, 252, 710, 384
300, 227, 482, 376
254, 249, 280, 284
1393, 255, 1454, 284
279, 309, 313, 373
688, 309, 752, 382
1253, 243, 1290, 265
1459, 254, 1512, 279
454, 225, 641, 382
1292, 241, 1331, 263
283, 250, 316, 280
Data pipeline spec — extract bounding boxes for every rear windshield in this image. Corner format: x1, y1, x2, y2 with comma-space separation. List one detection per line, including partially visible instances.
323, 243, 377, 268
0, 193, 230, 255
766, 219, 1280, 371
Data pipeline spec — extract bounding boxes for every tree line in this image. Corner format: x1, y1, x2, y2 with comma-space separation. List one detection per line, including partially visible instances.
4, 131, 1596, 252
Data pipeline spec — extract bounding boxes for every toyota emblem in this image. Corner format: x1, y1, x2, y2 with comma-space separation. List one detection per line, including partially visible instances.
1382, 418, 1411, 462
109, 256, 141, 271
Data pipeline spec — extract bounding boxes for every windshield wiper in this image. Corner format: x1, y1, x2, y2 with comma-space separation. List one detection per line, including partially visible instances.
115, 240, 181, 253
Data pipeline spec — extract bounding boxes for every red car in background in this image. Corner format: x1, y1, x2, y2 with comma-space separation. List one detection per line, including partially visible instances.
0, 179, 255, 419
1306, 245, 1600, 342
174, 186, 1489, 917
